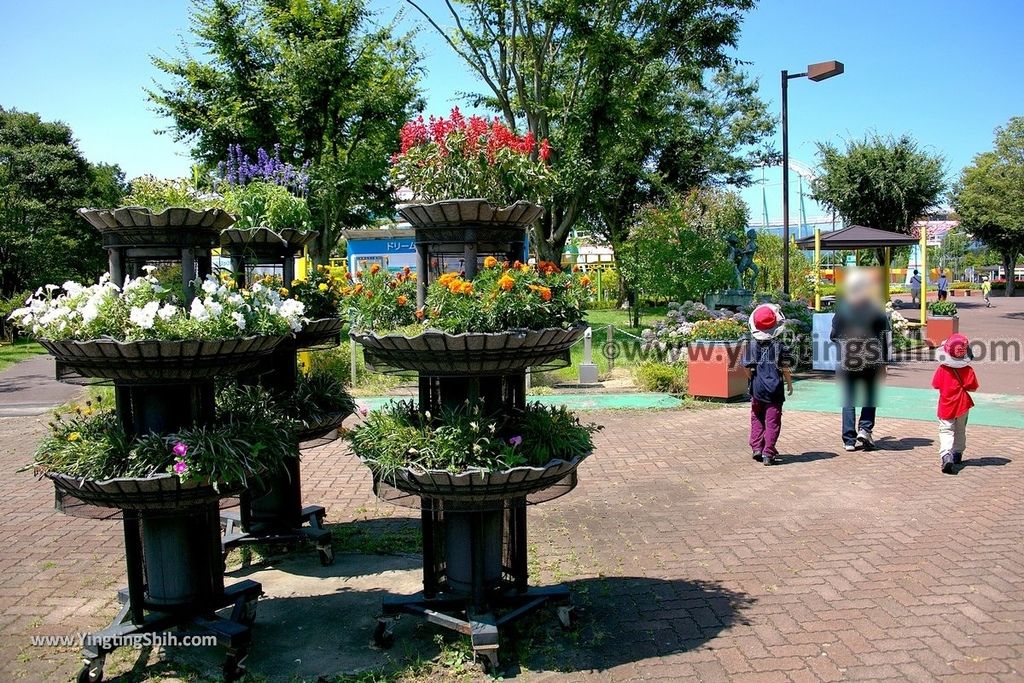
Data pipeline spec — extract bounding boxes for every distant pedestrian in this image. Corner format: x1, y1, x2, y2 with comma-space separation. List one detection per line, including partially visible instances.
932, 334, 979, 474
937, 271, 950, 301
743, 303, 794, 466
909, 269, 922, 306
981, 276, 992, 307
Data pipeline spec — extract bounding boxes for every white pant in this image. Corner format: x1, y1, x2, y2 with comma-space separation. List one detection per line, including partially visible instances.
938, 413, 969, 456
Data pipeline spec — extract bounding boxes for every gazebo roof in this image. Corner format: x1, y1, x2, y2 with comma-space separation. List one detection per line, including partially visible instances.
795, 225, 920, 250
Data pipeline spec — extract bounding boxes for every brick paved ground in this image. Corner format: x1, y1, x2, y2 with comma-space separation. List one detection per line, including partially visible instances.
2, 403, 1023, 681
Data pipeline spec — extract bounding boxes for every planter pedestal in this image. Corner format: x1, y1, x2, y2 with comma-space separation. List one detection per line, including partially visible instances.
925, 315, 959, 348
687, 340, 748, 400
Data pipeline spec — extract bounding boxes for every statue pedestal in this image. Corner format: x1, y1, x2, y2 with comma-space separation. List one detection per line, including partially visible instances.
704, 289, 753, 311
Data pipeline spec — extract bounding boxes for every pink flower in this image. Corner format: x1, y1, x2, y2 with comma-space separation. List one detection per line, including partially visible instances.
172, 458, 188, 475
358, 404, 369, 418
172, 441, 188, 457
509, 435, 523, 447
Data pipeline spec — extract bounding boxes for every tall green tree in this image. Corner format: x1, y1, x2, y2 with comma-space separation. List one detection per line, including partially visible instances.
810, 133, 946, 234
0, 108, 126, 296
951, 117, 1024, 296
618, 187, 747, 321
149, 0, 422, 261
405, 0, 772, 262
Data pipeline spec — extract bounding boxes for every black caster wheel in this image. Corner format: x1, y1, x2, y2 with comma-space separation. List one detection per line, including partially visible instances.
557, 605, 577, 630
77, 657, 104, 683
318, 545, 334, 566
222, 650, 248, 682
372, 619, 394, 649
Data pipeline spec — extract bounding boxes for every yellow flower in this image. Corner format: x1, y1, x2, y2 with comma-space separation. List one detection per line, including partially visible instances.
279, 287, 289, 297
483, 256, 498, 269
67, 432, 81, 442
520, 263, 530, 273
499, 274, 515, 291
370, 263, 381, 275
318, 283, 328, 292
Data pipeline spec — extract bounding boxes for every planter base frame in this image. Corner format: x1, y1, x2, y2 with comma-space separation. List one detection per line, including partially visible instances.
221, 504, 333, 566
374, 496, 575, 669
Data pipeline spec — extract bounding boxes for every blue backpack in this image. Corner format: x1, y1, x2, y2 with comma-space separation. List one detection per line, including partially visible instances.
752, 341, 783, 401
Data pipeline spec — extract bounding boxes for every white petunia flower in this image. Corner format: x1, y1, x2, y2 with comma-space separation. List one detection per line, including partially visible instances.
190, 297, 209, 321
202, 279, 219, 294
231, 311, 246, 331
157, 303, 177, 321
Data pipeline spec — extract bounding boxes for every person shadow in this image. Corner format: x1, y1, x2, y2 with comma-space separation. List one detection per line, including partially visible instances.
873, 436, 934, 451
778, 451, 838, 465
958, 456, 1011, 469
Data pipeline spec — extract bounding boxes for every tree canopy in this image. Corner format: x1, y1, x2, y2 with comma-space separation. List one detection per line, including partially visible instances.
406, 0, 773, 261
951, 117, 1024, 295
810, 133, 946, 234
149, 0, 423, 261
0, 107, 126, 297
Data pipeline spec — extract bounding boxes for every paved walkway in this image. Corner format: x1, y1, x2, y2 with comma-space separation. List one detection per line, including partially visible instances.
0, 355, 81, 416
2, 404, 1023, 681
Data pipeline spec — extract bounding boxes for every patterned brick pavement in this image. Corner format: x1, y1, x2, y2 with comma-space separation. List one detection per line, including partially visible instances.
2, 404, 1023, 681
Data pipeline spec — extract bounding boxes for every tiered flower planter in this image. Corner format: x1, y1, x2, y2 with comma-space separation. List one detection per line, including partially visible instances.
352, 199, 590, 669
45, 207, 274, 683
218, 226, 349, 566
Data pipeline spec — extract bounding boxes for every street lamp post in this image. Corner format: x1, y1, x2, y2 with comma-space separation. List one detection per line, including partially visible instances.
781, 60, 844, 295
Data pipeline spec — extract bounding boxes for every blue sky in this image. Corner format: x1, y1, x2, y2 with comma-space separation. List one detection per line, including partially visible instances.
3, 0, 1023, 223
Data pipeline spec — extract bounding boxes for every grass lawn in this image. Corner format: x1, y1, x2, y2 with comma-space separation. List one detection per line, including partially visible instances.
0, 339, 45, 372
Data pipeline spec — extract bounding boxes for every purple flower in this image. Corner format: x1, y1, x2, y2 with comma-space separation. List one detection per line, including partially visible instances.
358, 404, 369, 418
509, 435, 523, 447
172, 458, 189, 475
172, 441, 189, 457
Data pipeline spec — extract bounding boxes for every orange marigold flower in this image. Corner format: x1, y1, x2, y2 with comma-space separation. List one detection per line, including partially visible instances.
498, 274, 515, 291
538, 260, 560, 275
403, 266, 411, 275
370, 263, 381, 275
415, 307, 425, 320
580, 276, 591, 287
572, 265, 581, 273
539, 286, 552, 301
365, 290, 374, 299
460, 281, 474, 295
483, 256, 498, 269
353, 283, 364, 294
397, 295, 408, 306
512, 260, 522, 270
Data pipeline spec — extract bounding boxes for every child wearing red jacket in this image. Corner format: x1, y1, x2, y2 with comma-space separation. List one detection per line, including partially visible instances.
931, 333, 979, 474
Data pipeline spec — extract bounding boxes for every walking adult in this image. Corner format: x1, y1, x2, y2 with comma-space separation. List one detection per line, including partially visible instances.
937, 270, 950, 301
831, 268, 890, 452
909, 269, 922, 306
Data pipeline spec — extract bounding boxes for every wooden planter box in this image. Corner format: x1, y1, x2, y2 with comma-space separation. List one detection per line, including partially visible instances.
687, 340, 748, 400
925, 316, 959, 348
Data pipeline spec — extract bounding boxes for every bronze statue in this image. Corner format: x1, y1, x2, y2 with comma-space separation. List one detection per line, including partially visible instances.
728, 229, 760, 291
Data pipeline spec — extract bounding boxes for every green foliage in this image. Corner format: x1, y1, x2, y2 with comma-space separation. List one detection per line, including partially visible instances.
633, 362, 688, 394
410, 0, 772, 262
689, 318, 748, 342
618, 188, 748, 303
149, 0, 422, 262
290, 371, 357, 428
928, 300, 958, 317
31, 386, 294, 486
810, 133, 946, 234
951, 117, 1024, 296
222, 181, 312, 232
123, 175, 219, 212
754, 232, 814, 300
350, 400, 600, 478
0, 107, 126, 296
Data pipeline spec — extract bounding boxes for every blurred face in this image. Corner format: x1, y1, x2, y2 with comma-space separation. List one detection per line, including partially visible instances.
839, 267, 883, 305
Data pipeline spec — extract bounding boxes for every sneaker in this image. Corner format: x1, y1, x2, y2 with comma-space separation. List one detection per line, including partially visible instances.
857, 430, 875, 450
952, 451, 963, 464
843, 444, 857, 452
941, 452, 956, 474
752, 451, 763, 462
763, 453, 777, 466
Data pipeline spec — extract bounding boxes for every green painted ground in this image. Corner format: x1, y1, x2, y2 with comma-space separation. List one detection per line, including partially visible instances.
358, 392, 685, 412
786, 379, 1024, 429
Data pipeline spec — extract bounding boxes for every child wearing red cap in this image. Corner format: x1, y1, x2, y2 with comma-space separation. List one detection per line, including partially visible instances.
743, 303, 794, 465
931, 333, 979, 474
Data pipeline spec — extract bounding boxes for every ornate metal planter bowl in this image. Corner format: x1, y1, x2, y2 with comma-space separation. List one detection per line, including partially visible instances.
352, 324, 586, 376
38, 335, 285, 383
296, 409, 350, 444
398, 199, 543, 230
79, 207, 234, 249
294, 317, 345, 351
48, 472, 235, 512
219, 226, 318, 252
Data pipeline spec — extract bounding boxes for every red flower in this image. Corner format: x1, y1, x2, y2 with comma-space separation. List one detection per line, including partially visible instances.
539, 139, 551, 163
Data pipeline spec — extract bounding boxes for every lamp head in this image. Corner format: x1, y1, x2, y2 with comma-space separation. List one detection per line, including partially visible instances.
807, 60, 844, 82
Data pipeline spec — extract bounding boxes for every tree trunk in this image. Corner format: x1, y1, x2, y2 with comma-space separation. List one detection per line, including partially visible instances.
1005, 251, 1018, 297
